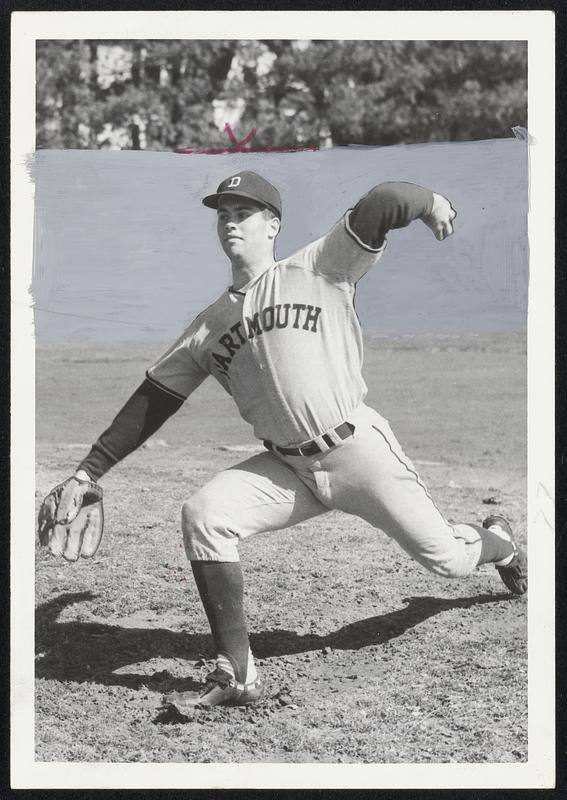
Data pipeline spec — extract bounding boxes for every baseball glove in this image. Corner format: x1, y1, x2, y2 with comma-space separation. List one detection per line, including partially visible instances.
38, 476, 104, 561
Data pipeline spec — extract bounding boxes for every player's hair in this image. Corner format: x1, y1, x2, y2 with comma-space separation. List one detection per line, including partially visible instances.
262, 207, 281, 222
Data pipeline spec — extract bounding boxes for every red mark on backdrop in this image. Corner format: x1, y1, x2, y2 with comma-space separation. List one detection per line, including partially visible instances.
175, 123, 318, 155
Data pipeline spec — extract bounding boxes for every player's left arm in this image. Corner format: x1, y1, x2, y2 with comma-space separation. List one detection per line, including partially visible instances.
347, 181, 457, 250
304, 181, 456, 284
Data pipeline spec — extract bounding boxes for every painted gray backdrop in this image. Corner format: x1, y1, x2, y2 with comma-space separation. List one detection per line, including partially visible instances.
32, 139, 528, 342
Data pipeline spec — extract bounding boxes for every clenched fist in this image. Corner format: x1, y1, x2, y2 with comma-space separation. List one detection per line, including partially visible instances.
421, 192, 457, 241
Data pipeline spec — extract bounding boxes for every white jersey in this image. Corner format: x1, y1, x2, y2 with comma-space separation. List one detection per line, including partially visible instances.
147, 213, 385, 446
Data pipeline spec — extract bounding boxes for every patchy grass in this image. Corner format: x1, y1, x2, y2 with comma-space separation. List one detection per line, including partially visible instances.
35, 332, 527, 763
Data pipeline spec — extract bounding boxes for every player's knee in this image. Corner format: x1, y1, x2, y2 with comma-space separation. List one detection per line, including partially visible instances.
181, 494, 238, 561
181, 495, 213, 541
427, 560, 470, 579
412, 524, 482, 579
418, 544, 479, 579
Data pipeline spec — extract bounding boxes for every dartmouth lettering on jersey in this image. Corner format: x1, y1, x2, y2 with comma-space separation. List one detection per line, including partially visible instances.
212, 302, 322, 375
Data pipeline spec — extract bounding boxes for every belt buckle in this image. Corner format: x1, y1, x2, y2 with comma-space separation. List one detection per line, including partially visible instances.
299, 441, 320, 457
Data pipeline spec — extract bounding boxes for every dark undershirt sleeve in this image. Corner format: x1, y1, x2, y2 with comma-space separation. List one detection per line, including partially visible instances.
348, 181, 434, 250
77, 378, 185, 481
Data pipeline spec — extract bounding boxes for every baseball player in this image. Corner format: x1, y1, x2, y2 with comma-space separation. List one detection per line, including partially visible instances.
38, 170, 527, 713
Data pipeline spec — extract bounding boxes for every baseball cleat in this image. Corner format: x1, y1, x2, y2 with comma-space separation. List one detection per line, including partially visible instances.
162, 667, 264, 712
482, 515, 527, 596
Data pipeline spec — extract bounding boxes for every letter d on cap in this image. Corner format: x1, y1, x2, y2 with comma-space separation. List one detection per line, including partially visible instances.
228, 176, 241, 188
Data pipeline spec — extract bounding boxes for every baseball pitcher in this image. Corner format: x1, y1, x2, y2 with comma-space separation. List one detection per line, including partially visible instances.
38, 171, 527, 712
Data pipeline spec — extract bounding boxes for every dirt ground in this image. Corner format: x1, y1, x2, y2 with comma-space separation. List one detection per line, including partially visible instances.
35, 332, 527, 763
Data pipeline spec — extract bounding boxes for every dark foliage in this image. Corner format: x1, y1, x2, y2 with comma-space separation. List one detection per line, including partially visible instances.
36, 39, 527, 150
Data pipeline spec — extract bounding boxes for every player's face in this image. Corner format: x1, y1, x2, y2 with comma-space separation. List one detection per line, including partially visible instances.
216, 196, 280, 262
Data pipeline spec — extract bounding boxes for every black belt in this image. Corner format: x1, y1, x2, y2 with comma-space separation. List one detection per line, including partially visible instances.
264, 421, 355, 457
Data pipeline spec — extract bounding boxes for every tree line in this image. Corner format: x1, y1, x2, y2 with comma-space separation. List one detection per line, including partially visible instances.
36, 39, 527, 150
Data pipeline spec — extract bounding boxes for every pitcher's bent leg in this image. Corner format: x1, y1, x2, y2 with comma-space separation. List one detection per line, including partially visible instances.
182, 450, 327, 561
177, 450, 327, 699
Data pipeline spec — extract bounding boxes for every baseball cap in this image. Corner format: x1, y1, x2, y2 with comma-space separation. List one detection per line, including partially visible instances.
202, 171, 282, 218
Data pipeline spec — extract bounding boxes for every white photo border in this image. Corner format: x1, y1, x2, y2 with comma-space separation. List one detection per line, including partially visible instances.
11, 9, 555, 790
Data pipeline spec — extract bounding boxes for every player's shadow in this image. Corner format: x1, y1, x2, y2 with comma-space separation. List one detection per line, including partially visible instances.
36, 590, 512, 692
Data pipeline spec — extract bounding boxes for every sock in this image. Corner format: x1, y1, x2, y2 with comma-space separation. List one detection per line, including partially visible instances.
190, 560, 250, 683
245, 648, 258, 683
217, 648, 258, 684
473, 523, 516, 567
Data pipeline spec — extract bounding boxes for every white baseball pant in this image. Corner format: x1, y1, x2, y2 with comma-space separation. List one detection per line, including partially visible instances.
182, 403, 482, 578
